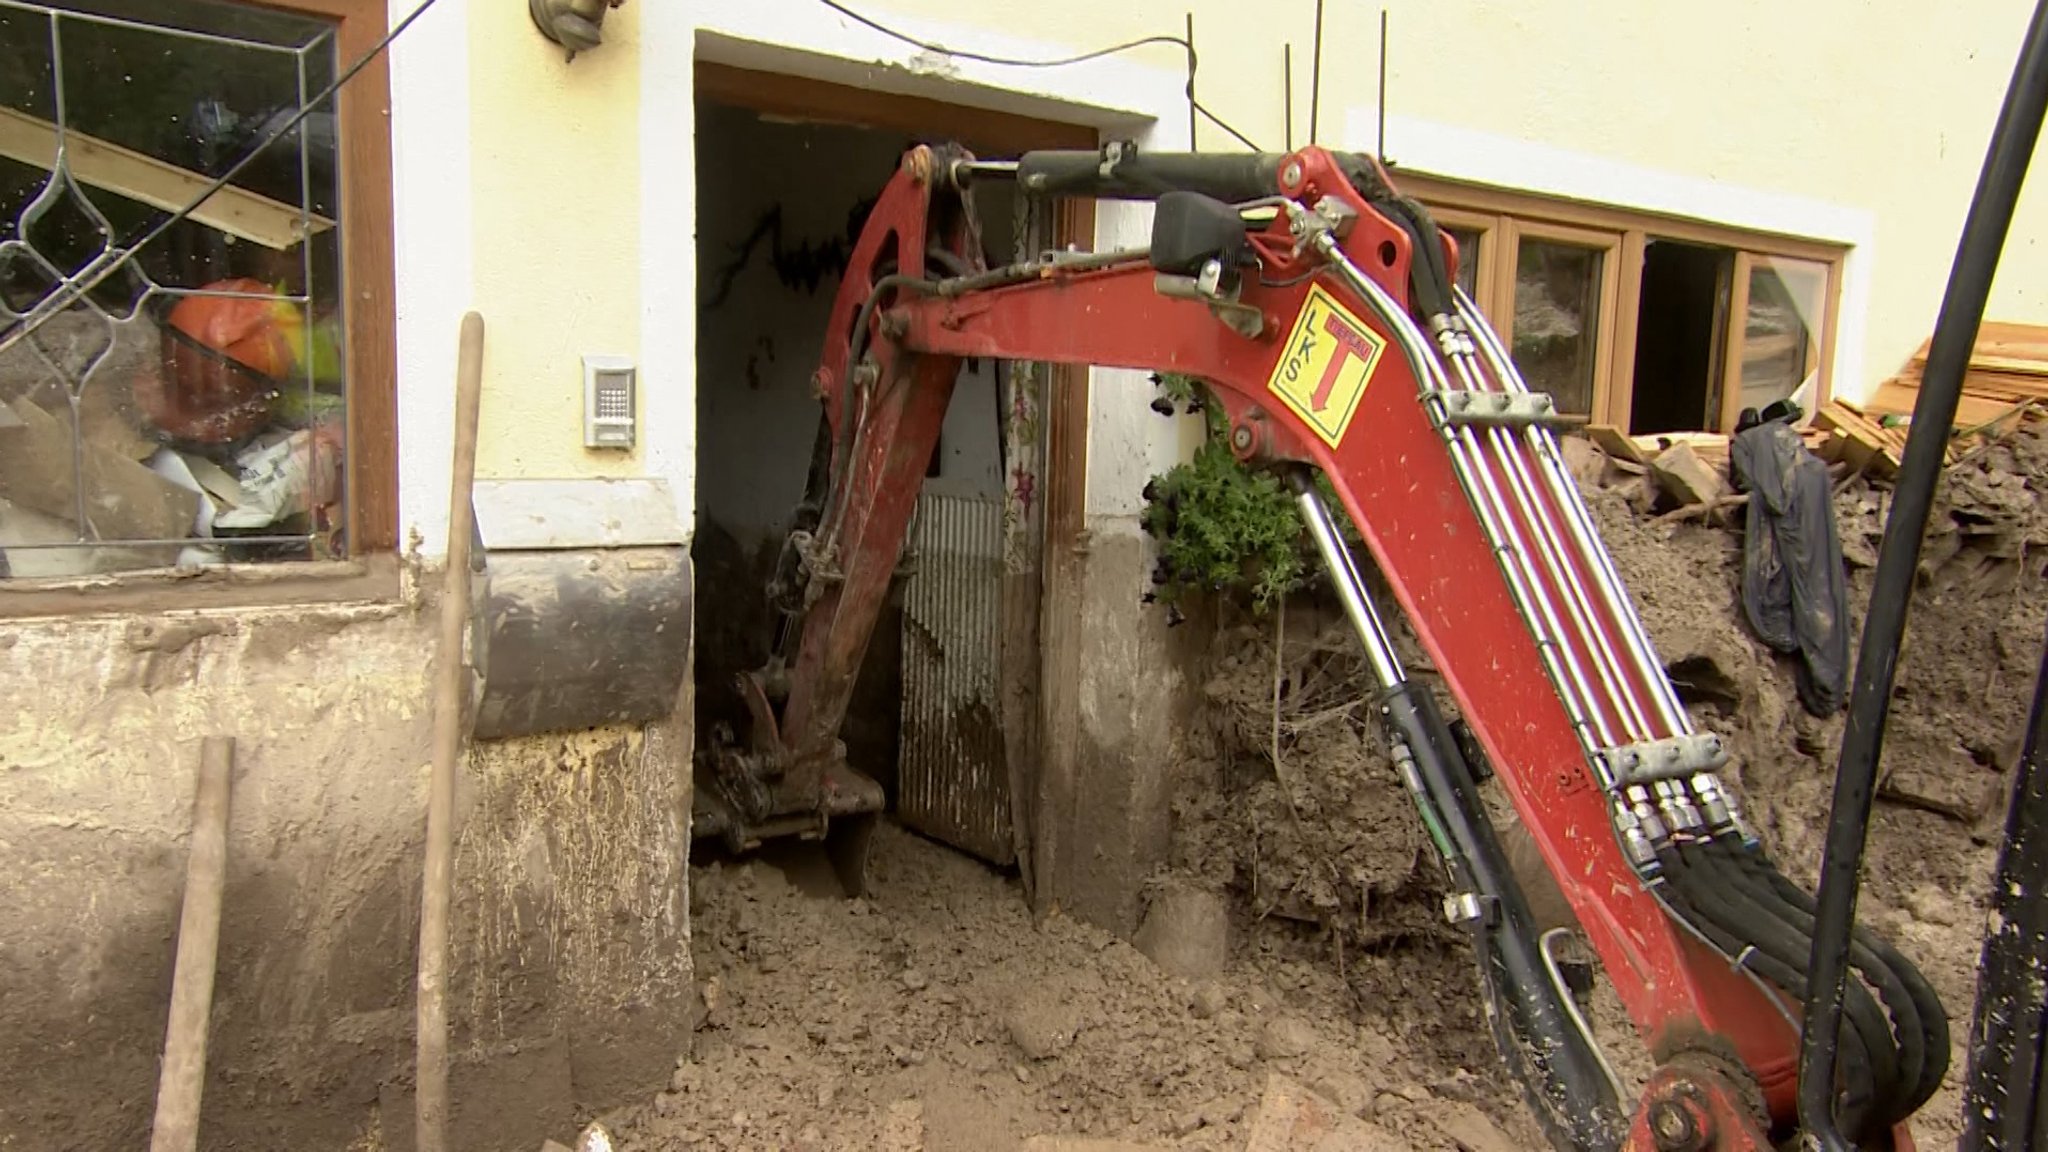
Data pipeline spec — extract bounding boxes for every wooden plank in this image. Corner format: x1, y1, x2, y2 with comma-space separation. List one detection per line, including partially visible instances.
1891, 364, 2048, 402
694, 60, 1098, 152
0, 108, 333, 251
1586, 423, 1646, 463
0, 396, 200, 541
1900, 322, 2048, 372
1863, 379, 2028, 429
1812, 398, 1962, 476
1631, 430, 1730, 473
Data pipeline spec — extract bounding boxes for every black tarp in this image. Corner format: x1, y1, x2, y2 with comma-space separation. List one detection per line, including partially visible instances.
1729, 415, 1852, 717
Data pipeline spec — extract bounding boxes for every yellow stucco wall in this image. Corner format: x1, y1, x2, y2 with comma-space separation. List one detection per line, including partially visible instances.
449, 0, 2046, 484
862, 0, 2045, 400
465, 1, 644, 481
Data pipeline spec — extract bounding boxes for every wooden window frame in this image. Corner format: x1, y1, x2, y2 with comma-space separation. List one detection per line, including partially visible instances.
1494, 218, 1624, 421
1717, 251, 1841, 432
1397, 171, 1849, 434
281, 0, 399, 560
0, 0, 397, 616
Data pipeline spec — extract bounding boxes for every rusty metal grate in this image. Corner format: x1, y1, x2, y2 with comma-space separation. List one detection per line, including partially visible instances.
898, 490, 1014, 866
0, 0, 343, 576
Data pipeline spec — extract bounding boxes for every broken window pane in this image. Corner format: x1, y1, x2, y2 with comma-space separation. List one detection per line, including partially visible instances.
1511, 238, 1604, 417
1739, 256, 1827, 415
0, 0, 345, 579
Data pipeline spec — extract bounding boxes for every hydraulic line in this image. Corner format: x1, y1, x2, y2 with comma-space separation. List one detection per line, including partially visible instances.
1443, 347, 1659, 741
1452, 288, 1693, 737
1802, 3, 2048, 1145
1294, 481, 1625, 1152
1673, 839, 1905, 1121
1366, 194, 1668, 746
1706, 833, 1944, 1117
1650, 842, 1886, 1140
1308, 234, 1618, 772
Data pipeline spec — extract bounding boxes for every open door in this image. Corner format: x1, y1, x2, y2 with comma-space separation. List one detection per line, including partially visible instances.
895, 190, 1055, 870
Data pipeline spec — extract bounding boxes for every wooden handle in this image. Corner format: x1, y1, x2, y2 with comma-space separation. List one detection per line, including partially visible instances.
148, 737, 235, 1152
416, 311, 485, 1152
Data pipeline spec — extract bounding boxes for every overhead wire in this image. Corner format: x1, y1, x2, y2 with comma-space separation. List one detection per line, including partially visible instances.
812, 0, 1264, 150
0, 0, 446, 356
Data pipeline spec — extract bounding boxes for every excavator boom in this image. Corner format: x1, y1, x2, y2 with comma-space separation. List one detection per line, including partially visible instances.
696, 139, 1949, 1151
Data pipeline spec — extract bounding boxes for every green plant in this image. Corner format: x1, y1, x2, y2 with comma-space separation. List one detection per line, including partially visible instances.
1139, 374, 1327, 618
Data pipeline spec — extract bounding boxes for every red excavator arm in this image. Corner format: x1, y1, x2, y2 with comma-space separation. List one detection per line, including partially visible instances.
697, 141, 1949, 1151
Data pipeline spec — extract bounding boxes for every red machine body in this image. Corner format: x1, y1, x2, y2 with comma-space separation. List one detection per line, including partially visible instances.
716, 141, 1941, 1151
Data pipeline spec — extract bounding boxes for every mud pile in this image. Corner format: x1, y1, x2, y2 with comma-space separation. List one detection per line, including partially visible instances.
1164, 598, 1443, 948
1159, 415, 2048, 1145
611, 827, 1538, 1152
607, 420, 2044, 1152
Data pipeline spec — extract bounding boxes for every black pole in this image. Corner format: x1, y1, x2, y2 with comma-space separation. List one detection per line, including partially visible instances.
1309, 0, 1324, 146
1800, 4, 2048, 1147
1284, 43, 1294, 151
1960, 613, 2048, 1151
1378, 9, 1389, 161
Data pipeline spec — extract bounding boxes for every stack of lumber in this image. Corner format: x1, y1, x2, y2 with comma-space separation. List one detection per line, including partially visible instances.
1810, 399, 1940, 478
1587, 395, 1967, 495
1573, 395, 1956, 522
1866, 321, 2048, 430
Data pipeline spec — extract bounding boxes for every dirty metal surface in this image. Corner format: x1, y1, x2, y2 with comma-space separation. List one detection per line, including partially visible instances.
472, 546, 692, 740
898, 491, 1014, 866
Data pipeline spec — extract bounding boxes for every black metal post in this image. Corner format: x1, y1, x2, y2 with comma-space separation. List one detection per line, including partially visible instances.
1800, 4, 2048, 1147
1961, 613, 2048, 1151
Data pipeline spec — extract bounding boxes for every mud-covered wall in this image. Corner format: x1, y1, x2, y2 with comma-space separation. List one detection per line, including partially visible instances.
0, 591, 691, 1150
1036, 521, 1215, 935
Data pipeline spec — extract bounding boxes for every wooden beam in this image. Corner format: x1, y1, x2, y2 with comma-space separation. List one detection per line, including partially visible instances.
0, 108, 335, 252
694, 60, 1097, 153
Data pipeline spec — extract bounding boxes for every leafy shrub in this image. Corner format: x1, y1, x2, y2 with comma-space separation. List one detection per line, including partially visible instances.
1138, 374, 1340, 618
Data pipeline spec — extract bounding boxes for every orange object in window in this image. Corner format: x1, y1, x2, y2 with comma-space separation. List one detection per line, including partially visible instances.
136, 277, 295, 445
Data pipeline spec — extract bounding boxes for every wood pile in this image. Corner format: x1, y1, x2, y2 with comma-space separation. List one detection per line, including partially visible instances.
1567, 395, 2047, 523
1810, 399, 1930, 478
1866, 321, 2048, 431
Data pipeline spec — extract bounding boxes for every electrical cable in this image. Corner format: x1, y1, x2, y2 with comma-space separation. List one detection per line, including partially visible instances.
0, 0, 446, 356
812, 0, 1264, 150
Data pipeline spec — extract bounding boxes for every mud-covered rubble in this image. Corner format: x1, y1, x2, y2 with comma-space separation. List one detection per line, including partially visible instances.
594, 827, 1541, 1152
594, 418, 2045, 1152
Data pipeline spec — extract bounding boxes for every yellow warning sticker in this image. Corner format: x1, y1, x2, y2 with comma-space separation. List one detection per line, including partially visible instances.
1265, 284, 1388, 448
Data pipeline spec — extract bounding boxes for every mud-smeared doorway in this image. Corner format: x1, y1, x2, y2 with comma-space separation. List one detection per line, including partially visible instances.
689, 63, 1095, 881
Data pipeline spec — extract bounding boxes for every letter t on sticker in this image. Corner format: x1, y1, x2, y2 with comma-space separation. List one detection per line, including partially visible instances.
1311, 313, 1374, 413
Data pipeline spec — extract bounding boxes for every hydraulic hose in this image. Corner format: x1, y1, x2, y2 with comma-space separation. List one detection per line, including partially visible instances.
1720, 835, 1950, 1114
1802, 4, 2048, 1146
1380, 682, 1628, 1152
1676, 838, 1907, 1128
1651, 843, 1883, 1139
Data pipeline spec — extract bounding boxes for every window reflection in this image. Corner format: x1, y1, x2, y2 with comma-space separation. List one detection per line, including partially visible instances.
1740, 256, 1826, 414
1512, 239, 1603, 416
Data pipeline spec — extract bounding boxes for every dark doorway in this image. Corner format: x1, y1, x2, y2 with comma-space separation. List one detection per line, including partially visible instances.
1629, 239, 1733, 434
688, 61, 1097, 878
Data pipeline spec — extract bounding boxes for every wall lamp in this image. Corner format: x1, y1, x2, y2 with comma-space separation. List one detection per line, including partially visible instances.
529, 0, 626, 62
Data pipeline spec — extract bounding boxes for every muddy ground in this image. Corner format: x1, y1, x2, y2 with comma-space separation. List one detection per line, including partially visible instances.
596, 420, 2046, 1151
